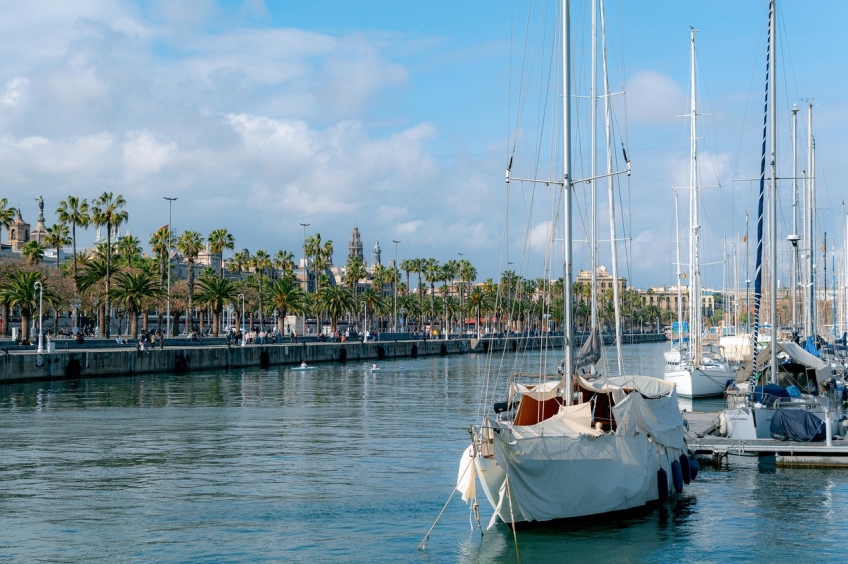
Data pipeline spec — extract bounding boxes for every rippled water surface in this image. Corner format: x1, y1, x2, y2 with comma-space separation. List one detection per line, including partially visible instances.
1, 343, 846, 563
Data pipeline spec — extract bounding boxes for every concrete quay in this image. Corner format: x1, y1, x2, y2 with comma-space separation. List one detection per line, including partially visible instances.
0, 335, 554, 384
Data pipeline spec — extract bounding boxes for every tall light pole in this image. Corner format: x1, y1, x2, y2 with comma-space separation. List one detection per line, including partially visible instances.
164, 197, 177, 337
34, 280, 43, 353
238, 293, 245, 346
392, 239, 401, 333
361, 301, 368, 342
457, 252, 464, 335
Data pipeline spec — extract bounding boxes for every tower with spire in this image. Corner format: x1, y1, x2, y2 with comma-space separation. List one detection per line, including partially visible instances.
348, 225, 363, 262
373, 239, 382, 266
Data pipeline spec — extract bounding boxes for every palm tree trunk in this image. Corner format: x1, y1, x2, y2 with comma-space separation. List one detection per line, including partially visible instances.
212, 310, 220, 336
1, 304, 8, 337
20, 313, 30, 342
98, 302, 106, 336
142, 311, 149, 332
130, 311, 139, 338
186, 262, 194, 333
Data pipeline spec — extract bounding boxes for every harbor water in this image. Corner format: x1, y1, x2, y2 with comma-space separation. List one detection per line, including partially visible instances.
1, 342, 846, 562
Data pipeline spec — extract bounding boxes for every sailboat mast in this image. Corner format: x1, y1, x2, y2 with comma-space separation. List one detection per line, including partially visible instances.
689, 27, 701, 366
562, 0, 574, 405
791, 106, 799, 332
752, 0, 772, 377
768, 0, 777, 382
807, 101, 815, 340
600, 0, 623, 374
675, 193, 683, 344
590, 0, 598, 333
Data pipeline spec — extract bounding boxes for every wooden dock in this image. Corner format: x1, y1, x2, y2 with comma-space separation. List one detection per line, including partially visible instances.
682, 411, 848, 467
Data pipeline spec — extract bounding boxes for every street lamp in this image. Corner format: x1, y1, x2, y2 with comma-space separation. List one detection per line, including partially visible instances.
361, 301, 368, 342
300, 222, 310, 336
164, 197, 177, 337
34, 280, 43, 353
392, 240, 401, 333
238, 293, 245, 346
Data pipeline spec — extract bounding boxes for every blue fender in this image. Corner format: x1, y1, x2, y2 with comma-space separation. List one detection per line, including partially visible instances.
657, 467, 669, 502
671, 459, 684, 493
679, 454, 691, 485
688, 457, 700, 480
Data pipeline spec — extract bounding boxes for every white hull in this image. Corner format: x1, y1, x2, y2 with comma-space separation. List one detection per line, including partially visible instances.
724, 403, 841, 440
665, 367, 733, 398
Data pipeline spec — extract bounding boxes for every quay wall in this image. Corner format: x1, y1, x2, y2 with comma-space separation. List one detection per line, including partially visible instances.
0, 333, 666, 385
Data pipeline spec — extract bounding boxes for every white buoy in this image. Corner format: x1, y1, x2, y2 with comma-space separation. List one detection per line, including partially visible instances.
826, 410, 833, 447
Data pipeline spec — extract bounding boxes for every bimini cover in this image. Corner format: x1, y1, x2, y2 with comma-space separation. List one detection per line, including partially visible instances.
769, 409, 825, 442
612, 391, 686, 451
507, 379, 559, 405
578, 375, 677, 399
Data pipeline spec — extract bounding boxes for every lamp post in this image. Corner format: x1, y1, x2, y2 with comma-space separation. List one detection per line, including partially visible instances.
457, 252, 464, 335
238, 293, 245, 346
34, 280, 43, 353
361, 301, 368, 342
300, 222, 310, 336
163, 197, 177, 337
392, 240, 401, 333
273, 309, 278, 335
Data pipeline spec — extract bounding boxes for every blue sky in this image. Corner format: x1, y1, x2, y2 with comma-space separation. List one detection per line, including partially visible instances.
1, 0, 845, 291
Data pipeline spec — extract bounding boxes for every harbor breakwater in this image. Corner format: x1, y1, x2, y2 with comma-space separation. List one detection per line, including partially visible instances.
0, 333, 665, 384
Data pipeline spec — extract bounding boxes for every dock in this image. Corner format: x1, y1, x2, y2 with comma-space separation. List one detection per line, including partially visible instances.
682, 411, 848, 467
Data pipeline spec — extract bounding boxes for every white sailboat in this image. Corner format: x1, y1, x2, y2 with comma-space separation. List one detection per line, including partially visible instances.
721, 0, 844, 442
455, 0, 687, 527
663, 28, 736, 398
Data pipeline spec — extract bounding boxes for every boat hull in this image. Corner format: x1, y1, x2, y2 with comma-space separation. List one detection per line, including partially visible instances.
665, 367, 733, 398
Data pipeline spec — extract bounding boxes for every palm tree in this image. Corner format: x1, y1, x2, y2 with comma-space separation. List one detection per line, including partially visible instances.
267, 277, 306, 333
344, 256, 366, 289
422, 258, 440, 328
0, 271, 57, 342
91, 192, 128, 337
274, 250, 295, 278
0, 198, 16, 246
208, 228, 235, 279
44, 223, 71, 270
252, 249, 272, 330
115, 235, 143, 267
231, 250, 250, 281
56, 196, 90, 307
467, 286, 491, 337
400, 259, 414, 297
194, 275, 238, 336
176, 230, 204, 333
149, 226, 172, 285
109, 271, 163, 338
316, 284, 356, 334
21, 240, 45, 265
304, 233, 323, 292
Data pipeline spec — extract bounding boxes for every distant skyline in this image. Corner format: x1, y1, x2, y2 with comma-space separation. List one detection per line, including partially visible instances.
1, 1, 846, 291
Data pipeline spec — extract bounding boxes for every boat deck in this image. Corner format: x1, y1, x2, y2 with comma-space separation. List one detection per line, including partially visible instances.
682, 411, 848, 466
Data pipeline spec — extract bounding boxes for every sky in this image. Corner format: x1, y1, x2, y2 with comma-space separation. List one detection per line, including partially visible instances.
2, 0, 846, 291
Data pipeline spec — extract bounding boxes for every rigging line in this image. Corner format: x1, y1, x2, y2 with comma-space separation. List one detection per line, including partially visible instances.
510, 0, 538, 161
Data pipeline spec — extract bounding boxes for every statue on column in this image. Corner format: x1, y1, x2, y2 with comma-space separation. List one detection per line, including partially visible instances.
35, 195, 44, 221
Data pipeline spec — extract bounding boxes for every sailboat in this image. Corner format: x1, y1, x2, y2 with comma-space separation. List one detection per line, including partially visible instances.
721, 0, 844, 442
455, 0, 687, 527
663, 29, 737, 399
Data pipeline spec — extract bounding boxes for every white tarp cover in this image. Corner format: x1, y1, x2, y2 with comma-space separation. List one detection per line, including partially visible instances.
456, 445, 476, 502
578, 375, 676, 398
492, 432, 664, 522
508, 379, 559, 405
510, 403, 602, 440
612, 392, 686, 451
739, 342, 831, 383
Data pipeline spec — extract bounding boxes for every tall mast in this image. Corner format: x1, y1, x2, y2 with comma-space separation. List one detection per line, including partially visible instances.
768, 0, 777, 382
590, 0, 598, 333
807, 101, 814, 340
562, 0, 574, 404
675, 193, 683, 344
752, 0, 773, 378
689, 27, 701, 366
790, 106, 799, 332
600, 0, 623, 374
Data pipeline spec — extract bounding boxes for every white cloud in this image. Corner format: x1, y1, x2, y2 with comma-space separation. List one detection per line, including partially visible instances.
1, 77, 28, 107
627, 70, 686, 125
122, 129, 177, 181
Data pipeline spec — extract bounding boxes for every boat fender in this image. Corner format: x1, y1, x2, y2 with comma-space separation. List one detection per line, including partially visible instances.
679, 454, 691, 485
719, 413, 727, 436
671, 460, 684, 493
688, 457, 700, 481
657, 468, 668, 502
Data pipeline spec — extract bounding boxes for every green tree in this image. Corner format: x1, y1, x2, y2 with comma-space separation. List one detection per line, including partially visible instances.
91, 192, 128, 337
44, 223, 71, 270
0, 199, 16, 246
252, 249, 272, 329
21, 240, 45, 265
0, 270, 57, 342
267, 277, 306, 333
194, 275, 238, 336
344, 256, 366, 289
316, 284, 356, 334
109, 271, 163, 338
231, 250, 250, 281
208, 228, 235, 279
176, 230, 205, 333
